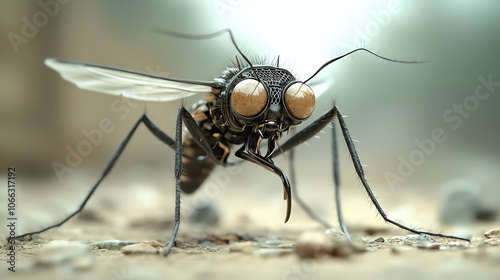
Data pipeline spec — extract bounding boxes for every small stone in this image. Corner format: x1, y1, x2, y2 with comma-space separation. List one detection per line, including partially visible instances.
483, 239, 500, 246
90, 240, 139, 250
228, 241, 255, 253
254, 248, 293, 257
208, 233, 232, 245
143, 240, 166, 249
484, 229, 500, 239
387, 236, 404, 244
330, 241, 354, 258
417, 242, 441, 250
402, 234, 433, 246
200, 240, 217, 248
264, 237, 283, 245
172, 240, 188, 249
295, 231, 334, 259
218, 233, 240, 243
447, 241, 465, 247
325, 228, 347, 240
36, 240, 94, 270
122, 243, 159, 255
373, 237, 385, 243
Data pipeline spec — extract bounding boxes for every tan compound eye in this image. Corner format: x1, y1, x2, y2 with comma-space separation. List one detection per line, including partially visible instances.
231, 79, 268, 117
284, 82, 315, 119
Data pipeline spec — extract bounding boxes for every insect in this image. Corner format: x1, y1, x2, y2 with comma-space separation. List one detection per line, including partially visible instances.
15, 29, 469, 256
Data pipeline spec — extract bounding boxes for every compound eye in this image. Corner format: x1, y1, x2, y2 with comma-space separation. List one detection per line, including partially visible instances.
231, 79, 268, 117
284, 82, 315, 119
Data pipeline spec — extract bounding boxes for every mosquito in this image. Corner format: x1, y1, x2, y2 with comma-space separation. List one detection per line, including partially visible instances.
15, 29, 469, 256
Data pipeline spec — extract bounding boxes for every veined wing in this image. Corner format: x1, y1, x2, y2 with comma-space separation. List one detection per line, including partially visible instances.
45, 58, 221, 101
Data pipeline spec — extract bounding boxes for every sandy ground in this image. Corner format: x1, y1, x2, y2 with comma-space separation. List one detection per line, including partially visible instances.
1, 168, 499, 280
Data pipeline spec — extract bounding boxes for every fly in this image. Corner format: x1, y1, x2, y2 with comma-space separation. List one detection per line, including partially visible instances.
15, 29, 470, 256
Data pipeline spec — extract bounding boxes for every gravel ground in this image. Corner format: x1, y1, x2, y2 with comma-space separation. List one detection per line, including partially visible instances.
1, 175, 499, 280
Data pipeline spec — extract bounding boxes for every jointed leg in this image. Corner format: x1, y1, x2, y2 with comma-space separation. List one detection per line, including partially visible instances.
285, 118, 350, 240
331, 121, 351, 241
333, 107, 470, 242
15, 113, 188, 255
164, 107, 183, 256
15, 114, 161, 239
277, 105, 469, 242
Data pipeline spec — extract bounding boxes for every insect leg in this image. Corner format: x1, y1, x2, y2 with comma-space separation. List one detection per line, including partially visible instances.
15, 114, 176, 240
178, 107, 221, 163
162, 107, 183, 257
333, 106, 470, 242
280, 108, 351, 239
331, 121, 351, 240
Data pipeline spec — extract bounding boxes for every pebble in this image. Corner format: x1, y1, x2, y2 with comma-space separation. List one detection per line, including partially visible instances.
90, 240, 139, 250
402, 234, 434, 246
417, 242, 441, 250
121, 243, 159, 255
388, 234, 432, 245
484, 229, 500, 239
36, 240, 94, 270
324, 228, 348, 240
295, 231, 334, 259
254, 248, 294, 257
373, 237, 385, 243
208, 233, 235, 245
228, 241, 255, 253
200, 240, 217, 248
483, 239, 500, 246
448, 241, 466, 247
143, 240, 166, 249
264, 237, 283, 245
330, 241, 354, 258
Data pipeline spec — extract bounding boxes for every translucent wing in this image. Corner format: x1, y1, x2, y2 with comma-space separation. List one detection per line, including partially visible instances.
45, 58, 220, 102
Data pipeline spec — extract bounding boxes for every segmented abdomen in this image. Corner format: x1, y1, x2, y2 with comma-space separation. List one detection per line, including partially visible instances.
180, 101, 229, 194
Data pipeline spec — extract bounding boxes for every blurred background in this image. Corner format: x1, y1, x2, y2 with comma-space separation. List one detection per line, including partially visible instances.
1, 0, 500, 238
